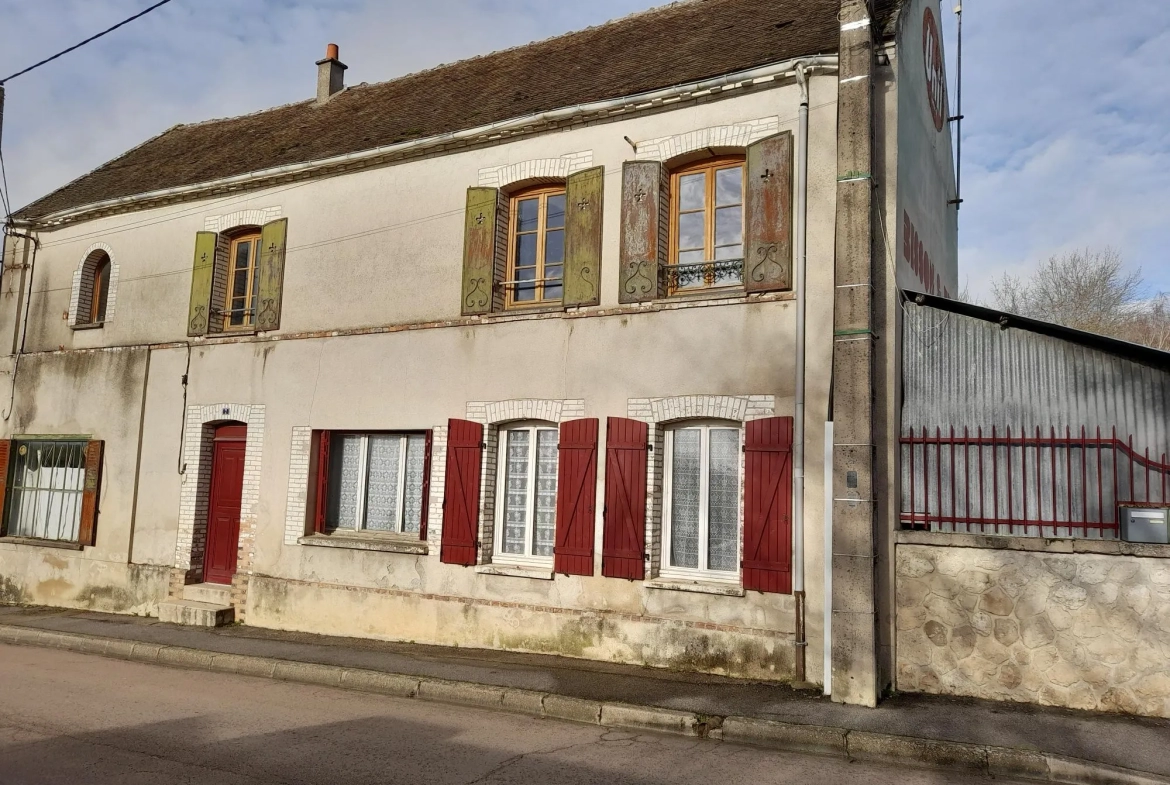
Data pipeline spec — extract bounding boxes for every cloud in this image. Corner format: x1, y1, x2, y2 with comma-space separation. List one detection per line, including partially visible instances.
945, 0, 1170, 300
0, 0, 654, 210
2, 0, 1167, 305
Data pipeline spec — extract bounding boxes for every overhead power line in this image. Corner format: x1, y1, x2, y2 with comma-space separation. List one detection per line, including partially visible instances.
0, 0, 176, 85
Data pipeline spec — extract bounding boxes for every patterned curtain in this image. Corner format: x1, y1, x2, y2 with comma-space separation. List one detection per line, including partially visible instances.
327, 434, 363, 530
363, 435, 402, 531
502, 430, 530, 554
534, 429, 559, 556
670, 429, 701, 568
707, 428, 740, 571
401, 434, 427, 534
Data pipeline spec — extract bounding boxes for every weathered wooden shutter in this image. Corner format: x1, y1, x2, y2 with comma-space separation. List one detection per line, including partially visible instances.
743, 417, 794, 593
419, 429, 433, 541
256, 218, 289, 331
554, 418, 599, 575
314, 431, 331, 534
563, 167, 604, 308
462, 188, 499, 316
618, 161, 665, 304
601, 417, 648, 579
187, 231, 218, 336
77, 440, 104, 547
440, 419, 483, 565
744, 132, 795, 293
0, 440, 10, 537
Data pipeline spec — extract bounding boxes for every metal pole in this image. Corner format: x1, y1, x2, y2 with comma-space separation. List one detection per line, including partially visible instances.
792, 62, 811, 685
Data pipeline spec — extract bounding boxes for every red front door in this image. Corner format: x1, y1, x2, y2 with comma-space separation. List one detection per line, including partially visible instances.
204, 423, 247, 585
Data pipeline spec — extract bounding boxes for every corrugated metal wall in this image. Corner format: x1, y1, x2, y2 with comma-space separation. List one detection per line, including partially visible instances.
901, 303, 1170, 537
902, 304, 1170, 453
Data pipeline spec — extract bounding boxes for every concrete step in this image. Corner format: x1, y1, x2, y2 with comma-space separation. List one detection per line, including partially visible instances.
158, 599, 234, 628
181, 582, 232, 605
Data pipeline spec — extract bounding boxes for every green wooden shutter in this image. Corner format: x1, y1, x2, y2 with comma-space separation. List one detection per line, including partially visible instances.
187, 231, 218, 336
256, 218, 288, 331
744, 132, 794, 293
563, 167, 604, 307
618, 161, 664, 304
462, 187, 498, 316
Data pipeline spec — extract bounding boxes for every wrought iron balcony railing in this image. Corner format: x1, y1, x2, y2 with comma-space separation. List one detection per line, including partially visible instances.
659, 258, 744, 293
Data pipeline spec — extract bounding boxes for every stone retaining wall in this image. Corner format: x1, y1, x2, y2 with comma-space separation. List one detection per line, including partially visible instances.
896, 542, 1170, 718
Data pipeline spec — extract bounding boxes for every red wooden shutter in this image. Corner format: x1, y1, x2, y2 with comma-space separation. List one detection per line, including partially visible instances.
77, 440, 104, 547
0, 440, 10, 537
601, 417, 648, 579
419, 429, 433, 541
554, 418, 599, 576
743, 417, 794, 593
440, 419, 483, 565
314, 431, 331, 534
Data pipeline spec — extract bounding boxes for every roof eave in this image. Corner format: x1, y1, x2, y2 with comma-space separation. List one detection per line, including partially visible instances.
21, 54, 839, 229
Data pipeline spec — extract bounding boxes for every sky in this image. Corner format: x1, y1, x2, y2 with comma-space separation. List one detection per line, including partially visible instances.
0, 0, 1167, 301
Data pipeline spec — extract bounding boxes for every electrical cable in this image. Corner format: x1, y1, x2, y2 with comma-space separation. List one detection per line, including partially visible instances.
0, 0, 176, 85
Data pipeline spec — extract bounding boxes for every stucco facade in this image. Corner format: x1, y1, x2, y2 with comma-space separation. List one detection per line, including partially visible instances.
0, 1, 937, 698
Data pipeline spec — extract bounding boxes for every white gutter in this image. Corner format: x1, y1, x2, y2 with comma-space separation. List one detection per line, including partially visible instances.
791, 57, 837, 684
26, 54, 840, 228
824, 420, 834, 696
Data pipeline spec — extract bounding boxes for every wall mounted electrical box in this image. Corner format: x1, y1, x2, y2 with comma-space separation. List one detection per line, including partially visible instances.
1120, 506, 1170, 544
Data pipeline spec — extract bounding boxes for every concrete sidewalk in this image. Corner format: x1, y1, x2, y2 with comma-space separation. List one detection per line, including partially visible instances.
2, 604, 1166, 784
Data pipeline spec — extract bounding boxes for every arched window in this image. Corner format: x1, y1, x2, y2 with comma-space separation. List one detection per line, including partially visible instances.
224, 228, 262, 329
505, 185, 565, 307
667, 155, 745, 293
76, 249, 112, 326
90, 255, 111, 324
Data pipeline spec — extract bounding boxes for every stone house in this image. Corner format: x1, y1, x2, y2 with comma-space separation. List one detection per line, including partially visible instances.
0, 0, 959, 708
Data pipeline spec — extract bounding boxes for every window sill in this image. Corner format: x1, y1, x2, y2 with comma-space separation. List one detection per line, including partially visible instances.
70, 322, 105, 331
475, 563, 555, 581
645, 578, 744, 597
0, 536, 85, 551
501, 303, 565, 316
298, 532, 428, 555
203, 327, 258, 340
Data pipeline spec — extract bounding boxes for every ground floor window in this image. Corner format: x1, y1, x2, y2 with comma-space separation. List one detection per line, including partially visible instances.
6, 439, 88, 542
495, 422, 559, 565
325, 432, 428, 534
662, 423, 741, 581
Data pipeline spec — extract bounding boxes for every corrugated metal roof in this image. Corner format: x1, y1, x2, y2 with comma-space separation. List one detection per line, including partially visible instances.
902, 298, 1170, 455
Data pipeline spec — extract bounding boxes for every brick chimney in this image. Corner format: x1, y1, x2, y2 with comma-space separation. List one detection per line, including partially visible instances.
316, 43, 347, 104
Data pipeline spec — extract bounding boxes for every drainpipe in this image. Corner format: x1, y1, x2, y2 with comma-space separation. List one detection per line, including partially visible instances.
791, 58, 835, 686
2, 225, 40, 421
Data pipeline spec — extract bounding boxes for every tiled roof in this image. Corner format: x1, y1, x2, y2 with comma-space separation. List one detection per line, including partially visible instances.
16, 0, 901, 220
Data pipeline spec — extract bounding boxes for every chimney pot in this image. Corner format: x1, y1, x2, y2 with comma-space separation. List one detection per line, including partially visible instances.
316, 43, 347, 104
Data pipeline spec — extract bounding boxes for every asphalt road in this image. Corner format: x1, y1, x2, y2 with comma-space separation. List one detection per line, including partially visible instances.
0, 643, 1026, 785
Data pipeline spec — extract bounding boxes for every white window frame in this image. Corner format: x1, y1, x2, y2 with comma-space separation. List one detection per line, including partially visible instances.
493, 421, 559, 568
6, 438, 88, 543
327, 432, 426, 535
660, 420, 742, 583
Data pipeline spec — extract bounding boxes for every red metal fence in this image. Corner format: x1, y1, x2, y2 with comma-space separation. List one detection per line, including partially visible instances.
901, 426, 1170, 538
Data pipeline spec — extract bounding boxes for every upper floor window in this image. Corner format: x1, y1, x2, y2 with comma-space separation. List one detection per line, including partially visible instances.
323, 432, 429, 535
661, 422, 741, 582
495, 422, 559, 565
506, 186, 565, 307
75, 248, 113, 327
667, 157, 745, 293
225, 230, 262, 329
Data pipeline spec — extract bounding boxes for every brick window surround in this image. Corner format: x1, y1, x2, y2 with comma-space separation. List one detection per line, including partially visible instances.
173, 403, 265, 617
68, 243, 119, 327
627, 395, 775, 579
478, 152, 593, 189
443, 399, 587, 563
633, 118, 780, 163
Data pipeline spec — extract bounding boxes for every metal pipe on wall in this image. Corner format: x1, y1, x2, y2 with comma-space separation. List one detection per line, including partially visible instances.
791, 58, 833, 685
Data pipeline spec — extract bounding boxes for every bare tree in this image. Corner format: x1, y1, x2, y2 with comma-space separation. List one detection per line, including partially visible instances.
992, 248, 1170, 350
